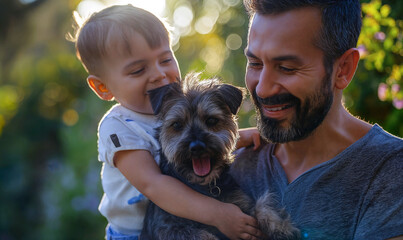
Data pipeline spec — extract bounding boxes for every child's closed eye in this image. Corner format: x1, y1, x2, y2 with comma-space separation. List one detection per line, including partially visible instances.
161, 58, 172, 64
130, 68, 145, 75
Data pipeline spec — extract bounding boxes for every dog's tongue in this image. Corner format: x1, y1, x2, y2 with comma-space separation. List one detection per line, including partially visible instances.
192, 156, 211, 176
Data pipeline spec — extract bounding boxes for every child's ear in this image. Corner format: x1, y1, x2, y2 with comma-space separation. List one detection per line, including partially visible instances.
334, 48, 360, 90
87, 75, 114, 101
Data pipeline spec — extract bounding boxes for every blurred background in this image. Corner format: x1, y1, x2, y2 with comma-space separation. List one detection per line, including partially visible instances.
0, 0, 401, 239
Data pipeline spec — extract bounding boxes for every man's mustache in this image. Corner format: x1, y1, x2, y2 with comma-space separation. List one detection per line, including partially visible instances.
253, 90, 300, 106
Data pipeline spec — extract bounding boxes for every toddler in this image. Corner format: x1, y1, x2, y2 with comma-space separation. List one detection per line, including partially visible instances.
71, 4, 260, 240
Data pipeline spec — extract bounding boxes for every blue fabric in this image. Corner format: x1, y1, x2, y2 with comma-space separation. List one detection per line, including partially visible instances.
106, 225, 139, 240
127, 194, 146, 205
231, 125, 403, 240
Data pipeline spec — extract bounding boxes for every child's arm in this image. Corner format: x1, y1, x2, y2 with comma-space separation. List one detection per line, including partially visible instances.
236, 127, 261, 150
115, 149, 263, 240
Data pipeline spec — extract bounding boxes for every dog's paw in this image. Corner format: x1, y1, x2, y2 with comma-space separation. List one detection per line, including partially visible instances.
154, 228, 219, 240
255, 192, 301, 239
197, 230, 220, 240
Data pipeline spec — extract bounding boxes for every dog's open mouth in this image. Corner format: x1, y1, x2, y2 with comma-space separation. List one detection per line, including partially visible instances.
192, 154, 211, 177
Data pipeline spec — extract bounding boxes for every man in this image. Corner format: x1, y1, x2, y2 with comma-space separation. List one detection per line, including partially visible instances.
231, 0, 403, 239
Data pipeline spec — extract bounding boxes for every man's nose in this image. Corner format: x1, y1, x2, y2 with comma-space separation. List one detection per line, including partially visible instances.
255, 67, 281, 99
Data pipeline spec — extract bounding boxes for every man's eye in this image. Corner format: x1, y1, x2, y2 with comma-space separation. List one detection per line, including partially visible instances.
279, 66, 296, 73
247, 61, 262, 68
206, 117, 219, 127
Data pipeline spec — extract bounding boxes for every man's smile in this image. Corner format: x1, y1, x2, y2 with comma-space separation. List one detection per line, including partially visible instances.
261, 103, 294, 119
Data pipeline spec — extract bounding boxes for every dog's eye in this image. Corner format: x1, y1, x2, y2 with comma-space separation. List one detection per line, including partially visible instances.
171, 121, 183, 131
205, 117, 219, 127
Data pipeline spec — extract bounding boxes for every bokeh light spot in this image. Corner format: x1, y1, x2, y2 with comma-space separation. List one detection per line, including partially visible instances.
63, 109, 79, 126
76, 0, 105, 19
173, 6, 193, 28
223, 0, 241, 7
195, 16, 215, 35
226, 33, 242, 50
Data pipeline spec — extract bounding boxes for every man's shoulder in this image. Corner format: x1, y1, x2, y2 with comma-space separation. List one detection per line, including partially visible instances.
365, 124, 403, 156
231, 142, 274, 173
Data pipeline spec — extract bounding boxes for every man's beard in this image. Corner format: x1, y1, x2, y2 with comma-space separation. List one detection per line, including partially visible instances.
253, 73, 333, 143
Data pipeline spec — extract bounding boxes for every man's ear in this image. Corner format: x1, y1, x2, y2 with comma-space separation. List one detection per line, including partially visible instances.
334, 48, 360, 90
87, 75, 114, 101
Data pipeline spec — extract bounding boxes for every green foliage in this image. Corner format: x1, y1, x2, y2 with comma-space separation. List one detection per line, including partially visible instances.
344, 0, 403, 136
0, 0, 401, 239
0, 1, 107, 239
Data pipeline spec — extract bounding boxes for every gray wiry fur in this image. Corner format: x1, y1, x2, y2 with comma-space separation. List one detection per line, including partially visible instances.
255, 193, 300, 239
141, 74, 300, 240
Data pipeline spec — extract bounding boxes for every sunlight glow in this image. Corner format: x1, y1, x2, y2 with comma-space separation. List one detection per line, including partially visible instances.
76, 0, 105, 19
223, 0, 241, 7
76, 0, 166, 19
194, 9, 219, 35
200, 37, 226, 73
173, 6, 193, 28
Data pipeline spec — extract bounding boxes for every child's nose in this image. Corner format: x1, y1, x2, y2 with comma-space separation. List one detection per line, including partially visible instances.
150, 75, 170, 88
149, 67, 166, 84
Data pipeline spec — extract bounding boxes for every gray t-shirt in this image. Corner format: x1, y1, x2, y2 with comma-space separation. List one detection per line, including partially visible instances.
231, 124, 403, 240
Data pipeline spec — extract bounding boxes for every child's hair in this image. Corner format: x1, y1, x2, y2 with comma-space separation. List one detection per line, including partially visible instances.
69, 4, 171, 76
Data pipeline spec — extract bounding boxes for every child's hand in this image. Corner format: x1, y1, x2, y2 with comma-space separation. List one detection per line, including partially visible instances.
214, 202, 262, 240
236, 127, 261, 150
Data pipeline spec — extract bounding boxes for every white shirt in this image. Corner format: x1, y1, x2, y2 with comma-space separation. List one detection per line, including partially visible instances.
97, 104, 160, 234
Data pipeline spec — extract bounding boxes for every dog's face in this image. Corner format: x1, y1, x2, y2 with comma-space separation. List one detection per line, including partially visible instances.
149, 74, 244, 185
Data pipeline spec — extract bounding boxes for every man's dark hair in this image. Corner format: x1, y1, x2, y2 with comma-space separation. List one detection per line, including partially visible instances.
244, 0, 362, 74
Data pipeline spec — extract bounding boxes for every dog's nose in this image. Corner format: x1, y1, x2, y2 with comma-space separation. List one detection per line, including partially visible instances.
190, 141, 206, 155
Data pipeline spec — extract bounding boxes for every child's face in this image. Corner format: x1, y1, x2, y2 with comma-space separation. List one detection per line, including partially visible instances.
101, 33, 180, 114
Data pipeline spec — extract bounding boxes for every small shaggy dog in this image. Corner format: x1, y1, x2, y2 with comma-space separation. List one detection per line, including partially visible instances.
140, 74, 300, 240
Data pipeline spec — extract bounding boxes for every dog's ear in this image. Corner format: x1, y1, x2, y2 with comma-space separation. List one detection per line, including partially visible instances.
148, 82, 182, 115
218, 84, 245, 115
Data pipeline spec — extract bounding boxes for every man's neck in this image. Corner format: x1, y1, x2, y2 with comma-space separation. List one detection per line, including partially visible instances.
274, 108, 372, 183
